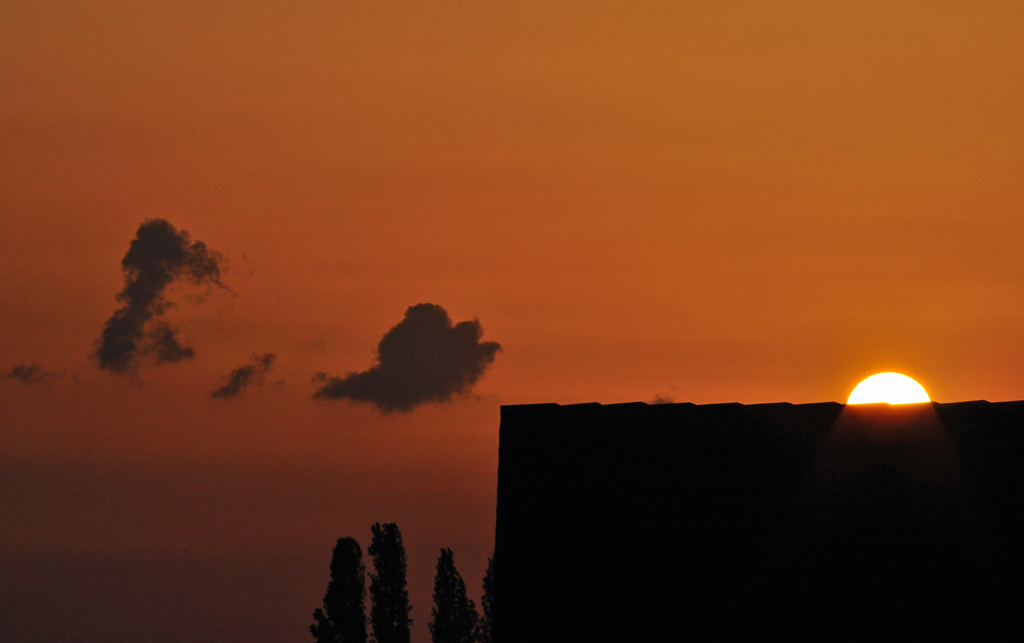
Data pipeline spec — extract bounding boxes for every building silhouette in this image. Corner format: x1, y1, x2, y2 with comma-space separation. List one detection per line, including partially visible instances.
494, 400, 1024, 641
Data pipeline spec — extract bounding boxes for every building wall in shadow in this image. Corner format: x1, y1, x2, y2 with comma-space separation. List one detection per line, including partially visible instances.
494, 400, 1024, 642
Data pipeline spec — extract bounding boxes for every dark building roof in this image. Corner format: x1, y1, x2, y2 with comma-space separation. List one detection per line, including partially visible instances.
494, 400, 1024, 642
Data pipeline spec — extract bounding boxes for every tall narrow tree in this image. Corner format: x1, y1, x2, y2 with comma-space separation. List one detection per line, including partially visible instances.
311, 537, 368, 643
475, 556, 495, 643
429, 548, 479, 643
368, 523, 413, 643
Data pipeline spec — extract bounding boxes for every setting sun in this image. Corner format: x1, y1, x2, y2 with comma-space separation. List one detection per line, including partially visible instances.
848, 373, 930, 405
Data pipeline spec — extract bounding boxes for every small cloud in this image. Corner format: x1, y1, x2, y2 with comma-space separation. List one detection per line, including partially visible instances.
145, 322, 196, 364
212, 353, 277, 399
3, 363, 54, 384
314, 303, 501, 413
649, 394, 674, 405
95, 219, 225, 373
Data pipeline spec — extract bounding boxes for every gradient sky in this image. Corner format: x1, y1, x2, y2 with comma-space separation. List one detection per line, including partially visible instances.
3, 2, 1024, 641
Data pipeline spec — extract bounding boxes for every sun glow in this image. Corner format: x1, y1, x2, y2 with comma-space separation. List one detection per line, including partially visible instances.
847, 373, 930, 405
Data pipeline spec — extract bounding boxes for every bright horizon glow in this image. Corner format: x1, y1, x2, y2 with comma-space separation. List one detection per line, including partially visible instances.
847, 372, 930, 405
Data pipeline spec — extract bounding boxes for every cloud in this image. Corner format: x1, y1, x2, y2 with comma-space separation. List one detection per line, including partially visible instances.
212, 353, 277, 399
145, 322, 196, 364
3, 363, 54, 384
649, 394, 675, 405
95, 219, 224, 373
314, 303, 501, 412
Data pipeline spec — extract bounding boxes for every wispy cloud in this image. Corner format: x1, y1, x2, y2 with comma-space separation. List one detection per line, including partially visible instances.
212, 353, 277, 399
95, 219, 225, 372
3, 363, 55, 384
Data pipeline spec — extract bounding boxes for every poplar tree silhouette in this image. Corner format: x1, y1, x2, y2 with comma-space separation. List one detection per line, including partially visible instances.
368, 523, 413, 643
474, 556, 494, 643
311, 537, 368, 643
429, 548, 479, 643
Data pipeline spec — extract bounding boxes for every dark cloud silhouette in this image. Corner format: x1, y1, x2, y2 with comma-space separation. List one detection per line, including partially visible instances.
95, 219, 224, 373
314, 303, 501, 412
649, 394, 674, 405
212, 353, 277, 399
3, 363, 54, 384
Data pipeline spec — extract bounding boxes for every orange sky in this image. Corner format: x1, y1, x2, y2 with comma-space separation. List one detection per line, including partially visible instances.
3, 2, 1024, 641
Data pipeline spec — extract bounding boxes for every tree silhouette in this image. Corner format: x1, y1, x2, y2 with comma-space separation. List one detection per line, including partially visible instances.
474, 556, 494, 643
429, 548, 479, 643
368, 523, 413, 643
311, 537, 368, 643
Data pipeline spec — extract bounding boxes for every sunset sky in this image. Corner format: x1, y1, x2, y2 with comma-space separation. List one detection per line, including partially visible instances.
3, 2, 1024, 641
